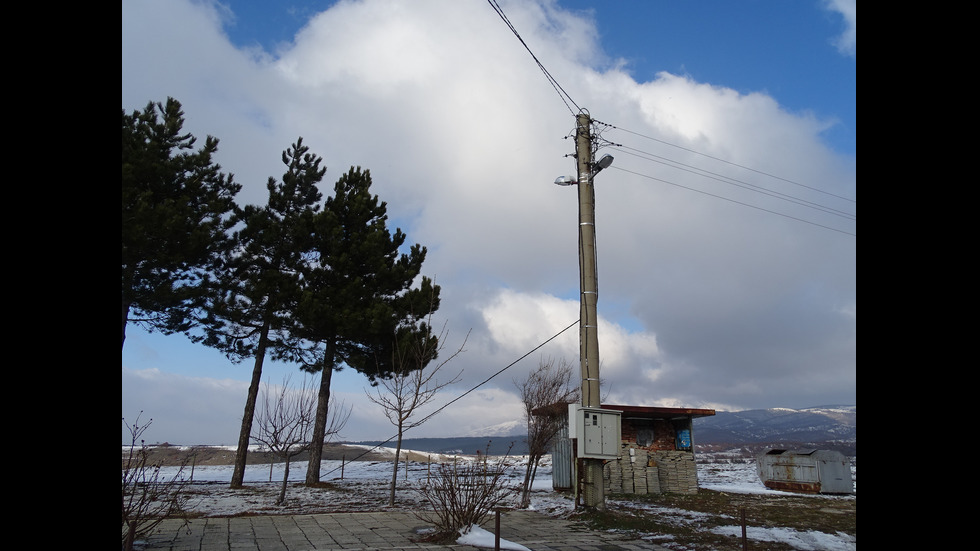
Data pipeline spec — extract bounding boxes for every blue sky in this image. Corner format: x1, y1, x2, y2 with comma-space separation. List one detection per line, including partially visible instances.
122, 0, 856, 445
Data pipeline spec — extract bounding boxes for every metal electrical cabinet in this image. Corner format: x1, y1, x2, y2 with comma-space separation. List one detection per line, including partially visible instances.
569, 404, 621, 459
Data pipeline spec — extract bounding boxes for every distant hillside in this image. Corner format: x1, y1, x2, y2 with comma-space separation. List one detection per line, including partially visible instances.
694, 405, 855, 443
458, 419, 525, 438
345, 435, 528, 456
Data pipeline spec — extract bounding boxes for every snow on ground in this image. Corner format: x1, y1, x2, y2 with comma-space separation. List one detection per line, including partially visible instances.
457, 524, 531, 551
144, 446, 856, 550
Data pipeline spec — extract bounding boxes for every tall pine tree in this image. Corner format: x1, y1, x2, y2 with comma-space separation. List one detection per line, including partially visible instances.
296, 167, 441, 484
121, 98, 240, 350
194, 138, 325, 489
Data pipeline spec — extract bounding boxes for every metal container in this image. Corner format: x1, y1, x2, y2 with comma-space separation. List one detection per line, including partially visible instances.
756, 448, 853, 494
551, 422, 573, 490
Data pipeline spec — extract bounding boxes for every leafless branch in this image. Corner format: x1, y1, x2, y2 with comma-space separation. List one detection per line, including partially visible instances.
365, 316, 468, 506
121, 413, 189, 551
415, 444, 519, 540
514, 357, 579, 508
252, 375, 348, 504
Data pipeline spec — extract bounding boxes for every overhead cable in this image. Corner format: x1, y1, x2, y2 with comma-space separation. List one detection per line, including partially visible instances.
603, 123, 856, 204
486, 0, 580, 116
609, 165, 856, 237
611, 145, 855, 221
316, 318, 580, 478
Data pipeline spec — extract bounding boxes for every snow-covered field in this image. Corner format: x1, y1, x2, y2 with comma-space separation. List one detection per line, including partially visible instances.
146, 446, 856, 550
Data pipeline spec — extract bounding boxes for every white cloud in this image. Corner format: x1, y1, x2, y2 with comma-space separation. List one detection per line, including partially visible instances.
122, 368, 250, 445
122, 0, 855, 444
823, 0, 856, 57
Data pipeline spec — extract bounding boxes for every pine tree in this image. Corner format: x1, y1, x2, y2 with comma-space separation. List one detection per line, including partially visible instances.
296, 167, 441, 484
194, 138, 325, 489
121, 98, 240, 350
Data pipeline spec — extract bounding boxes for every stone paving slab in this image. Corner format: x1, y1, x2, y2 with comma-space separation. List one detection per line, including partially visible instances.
139, 509, 671, 551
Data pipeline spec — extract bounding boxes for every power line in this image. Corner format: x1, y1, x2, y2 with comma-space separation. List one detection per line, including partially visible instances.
486, 0, 580, 116
609, 165, 856, 237
602, 123, 856, 204
611, 144, 856, 221
317, 318, 580, 478
413, 318, 578, 427
587, 118, 855, 235
482, 4, 853, 236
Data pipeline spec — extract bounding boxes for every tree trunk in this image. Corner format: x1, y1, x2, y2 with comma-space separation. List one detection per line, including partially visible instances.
520, 465, 531, 508
520, 456, 533, 508
277, 456, 291, 505
389, 426, 404, 507
121, 300, 130, 351
306, 348, 335, 484
230, 327, 269, 488
520, 453, 542, 508
528, 461, 539, 505
123, 520, 135, 551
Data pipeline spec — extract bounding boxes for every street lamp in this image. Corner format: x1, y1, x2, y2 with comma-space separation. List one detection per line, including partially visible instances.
553, 154, 614, 186
593, 153, 614, 174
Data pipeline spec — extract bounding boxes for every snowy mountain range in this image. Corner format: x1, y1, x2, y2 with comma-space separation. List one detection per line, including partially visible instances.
459, 419, 526, 438
693, 405, 856, 445
460, 406, 857, 444
351, 405, 856, 455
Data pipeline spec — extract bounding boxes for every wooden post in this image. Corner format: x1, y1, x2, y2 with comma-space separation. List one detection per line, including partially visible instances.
494, 509, 501, 551
740, 506, 747, 550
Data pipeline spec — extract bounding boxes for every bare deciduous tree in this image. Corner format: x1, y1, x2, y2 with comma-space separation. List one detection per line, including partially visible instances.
121, 413, 189, 551
252, 375, 349, 505
366, 322, 467, 506
515, 357, 579, 508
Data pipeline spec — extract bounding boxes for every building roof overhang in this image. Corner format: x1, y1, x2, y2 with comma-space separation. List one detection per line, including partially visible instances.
600, 404, 716, 420
532, 402, 716, 420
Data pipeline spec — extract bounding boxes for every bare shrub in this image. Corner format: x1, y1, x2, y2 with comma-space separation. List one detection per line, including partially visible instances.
121, 414, 188, 551
415, 447, 519, 540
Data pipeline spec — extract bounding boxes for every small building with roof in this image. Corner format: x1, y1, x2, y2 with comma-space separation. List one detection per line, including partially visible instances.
546, 404, 715, 496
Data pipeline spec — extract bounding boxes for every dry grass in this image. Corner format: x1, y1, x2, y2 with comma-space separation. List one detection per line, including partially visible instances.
573, 488, 855, 551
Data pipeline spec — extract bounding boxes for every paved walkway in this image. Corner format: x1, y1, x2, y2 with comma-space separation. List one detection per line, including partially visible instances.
139, 509, 671, 551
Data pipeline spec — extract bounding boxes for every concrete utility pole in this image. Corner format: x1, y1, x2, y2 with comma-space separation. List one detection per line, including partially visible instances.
575, 112, 605, 509
576, 112, 600, 410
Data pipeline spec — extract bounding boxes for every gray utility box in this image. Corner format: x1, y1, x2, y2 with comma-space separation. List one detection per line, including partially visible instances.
569, 404, 622, 459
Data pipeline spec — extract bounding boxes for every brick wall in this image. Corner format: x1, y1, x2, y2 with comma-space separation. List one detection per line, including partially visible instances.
602, 417, 699, 495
